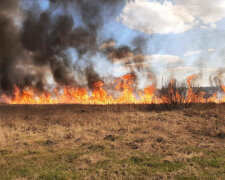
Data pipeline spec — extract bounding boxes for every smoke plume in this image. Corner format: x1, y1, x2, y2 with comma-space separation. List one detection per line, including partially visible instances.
0, 0, 155, 97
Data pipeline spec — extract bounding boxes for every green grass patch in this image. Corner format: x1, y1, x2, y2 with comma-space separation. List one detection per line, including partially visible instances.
0, 149, 10, 156
0, 145, 224, 179
176, 175, 199, 180
192, 156, 224, 168
181, 146, 205, 154
39, 169, 68, 180
0, 148, 83, 179
128, 155, 183, 172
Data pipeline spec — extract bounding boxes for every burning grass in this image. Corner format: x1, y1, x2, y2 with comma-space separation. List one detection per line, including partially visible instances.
0, 104, 224, 179
2, 74, 225, 105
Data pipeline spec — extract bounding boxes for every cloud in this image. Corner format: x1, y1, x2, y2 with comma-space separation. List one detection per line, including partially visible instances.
118, 0, 196, 34
201, 24, 217, 30
208, 48, 215, 52
118, 0, 225, 35
210, 23, 217, 29
184, 50, 202, 56
147, 55, 181, 64
175, 0, 225, 24
201, 67, 218, 72
184, 49, 215, 57
169, 66, 196, 71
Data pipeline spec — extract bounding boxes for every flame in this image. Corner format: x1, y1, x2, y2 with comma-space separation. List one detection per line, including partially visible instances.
186, 74, 205, 103
2, 74, 225, 104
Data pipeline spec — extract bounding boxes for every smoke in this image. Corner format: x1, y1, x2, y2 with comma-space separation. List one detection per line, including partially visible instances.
209, 68, 225, 87
0, 0, 157, 97
85, 65, 102, 90
108, 46, 133, 63
132, 35, 148, 54
100, 37, 156, 88
0, 0, 25, 94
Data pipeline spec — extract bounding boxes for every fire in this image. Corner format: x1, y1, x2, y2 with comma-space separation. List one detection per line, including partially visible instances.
186, 74, 205, 103
1, 74, 225, 104
116, 74, 137, 104
91, 81, 114, 104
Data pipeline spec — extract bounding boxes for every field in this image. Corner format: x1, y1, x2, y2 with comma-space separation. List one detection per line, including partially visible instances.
0, 104, 224, 180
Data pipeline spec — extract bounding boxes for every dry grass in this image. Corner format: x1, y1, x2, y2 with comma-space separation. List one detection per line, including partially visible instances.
0, 104, 224, 179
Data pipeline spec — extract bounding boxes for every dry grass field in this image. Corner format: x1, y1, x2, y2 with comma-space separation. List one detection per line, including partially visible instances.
0, 104, 224, 179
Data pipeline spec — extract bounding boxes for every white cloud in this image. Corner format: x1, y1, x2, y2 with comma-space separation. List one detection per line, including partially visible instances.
118, 0, 225, 35
184, 49, 215, 56
184, 50, 202, 56
200, 25, 207, 29
175, 0, 225, 24
118, 0, 196, 34
201, 24, 217, 30
201, 67, 218, 72
210, 23, 217, 29
147, 55, 181, 64
208, 48, 215, 52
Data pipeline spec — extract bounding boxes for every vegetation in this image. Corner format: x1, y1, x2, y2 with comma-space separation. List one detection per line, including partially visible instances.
0, 104, 224, 179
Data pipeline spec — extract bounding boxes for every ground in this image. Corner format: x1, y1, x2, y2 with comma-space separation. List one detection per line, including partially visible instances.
0, 104, 224, 180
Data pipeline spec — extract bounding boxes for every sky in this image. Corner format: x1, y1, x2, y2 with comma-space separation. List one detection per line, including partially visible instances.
34, 0, 225, 87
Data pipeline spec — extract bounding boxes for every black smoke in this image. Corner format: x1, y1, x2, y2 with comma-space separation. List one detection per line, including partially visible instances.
0, 0, 26, 94
0, 0, 153, 97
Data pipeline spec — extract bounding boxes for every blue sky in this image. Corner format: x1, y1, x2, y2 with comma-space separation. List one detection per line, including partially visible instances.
37, 0, 223, 57
35, 0, 225, 87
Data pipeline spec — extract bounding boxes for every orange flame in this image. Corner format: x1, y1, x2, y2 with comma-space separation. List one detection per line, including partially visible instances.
186, 74, 205, 103
1, 74, 225, 104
